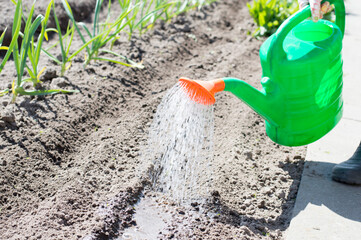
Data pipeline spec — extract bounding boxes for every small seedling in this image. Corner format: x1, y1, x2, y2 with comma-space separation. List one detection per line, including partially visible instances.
10, 0, 79, 102
0, 4, 22, 97
62, 0, 144, 68
119, 0, 174, 39
42, 1, 76, 76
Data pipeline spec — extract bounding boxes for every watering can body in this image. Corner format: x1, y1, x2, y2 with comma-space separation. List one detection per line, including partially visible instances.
224, 0, 345, 146
258, 2, 345, 146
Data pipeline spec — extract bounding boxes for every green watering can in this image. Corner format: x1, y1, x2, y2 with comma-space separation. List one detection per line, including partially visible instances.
179, 0, 345, 146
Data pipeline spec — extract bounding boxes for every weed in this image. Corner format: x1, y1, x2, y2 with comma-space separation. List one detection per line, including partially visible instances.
247, 0, 298, 37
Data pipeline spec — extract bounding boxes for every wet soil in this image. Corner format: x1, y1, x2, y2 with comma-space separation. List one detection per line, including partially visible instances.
0, 1, 306, 239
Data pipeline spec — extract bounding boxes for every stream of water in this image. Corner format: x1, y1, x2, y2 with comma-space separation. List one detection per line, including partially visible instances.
146, 83, 215, 203
120, 83, 215, 239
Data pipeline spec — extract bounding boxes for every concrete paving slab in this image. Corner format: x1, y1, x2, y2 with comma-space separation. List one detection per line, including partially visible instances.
342, 37, 361, 107
286, 118, 361, 240
341, 0, 361, 107
343, 104, 361, 122
306, 118, 361, 163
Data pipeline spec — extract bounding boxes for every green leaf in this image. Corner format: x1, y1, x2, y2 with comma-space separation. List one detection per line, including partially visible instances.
67, 34, 102, 61
14, 86, 79, 96
248, 0, 298, 37
78, 22, 93, 39
0, 27, 7, 47
93, 0, 104, 38
99, 49, 144, 68
0, 0, 22, 73
41, 48, 61, 65
61, 0, 90, 55
0, 89, 9, 97
259, 12, 266, 26
35, 0, 53, 66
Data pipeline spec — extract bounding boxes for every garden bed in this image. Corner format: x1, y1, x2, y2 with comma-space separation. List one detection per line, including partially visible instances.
0, 1, 306, 239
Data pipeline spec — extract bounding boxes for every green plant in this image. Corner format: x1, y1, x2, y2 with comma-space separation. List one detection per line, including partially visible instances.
114, 0, 215, 42
164, 0, 198, 21
119, 0, 174, 39
42, 2, 76, 76
62, 0, 144, 68
0, 28, 16, 97
0, 2, 22, 97
163, 0, 216, 22
2, 0, 216, 99
0, 28, 9, 75
10, 0, 78, 102
0, 28, 8, 51
136, 0, 171, 35
247, 0, 298, 37
0, 1, 25, 75
26, 0, 53, 87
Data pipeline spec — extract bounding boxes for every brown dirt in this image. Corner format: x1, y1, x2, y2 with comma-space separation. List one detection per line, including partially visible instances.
0, 1, 306, 239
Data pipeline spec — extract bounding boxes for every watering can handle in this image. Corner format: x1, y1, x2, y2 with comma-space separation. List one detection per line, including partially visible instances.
268, 0, 345, 64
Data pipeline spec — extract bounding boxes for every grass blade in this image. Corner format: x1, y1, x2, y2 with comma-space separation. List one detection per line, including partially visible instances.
61, 0, 90, 55
20, 15, 43, 80
41, 48, 62, 65
65, 25, 75, 57
78, 22, 93, 39
0, 0, 22, 73
100, 49, 144, 68
35, 0, 53, 66
93, 0, 104, 38
14, 87, 79, 96
67, 34, 103, 61
0, 27, 7, 47
91, 57, 137, 68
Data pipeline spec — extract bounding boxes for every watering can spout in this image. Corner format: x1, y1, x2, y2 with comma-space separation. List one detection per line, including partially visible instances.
223, 78, 280, 126
179, 78, 225, 105
179, 77, 280, 126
